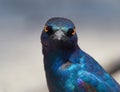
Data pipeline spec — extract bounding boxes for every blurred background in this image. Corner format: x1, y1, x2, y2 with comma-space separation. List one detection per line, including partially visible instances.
0, 0, 120, 92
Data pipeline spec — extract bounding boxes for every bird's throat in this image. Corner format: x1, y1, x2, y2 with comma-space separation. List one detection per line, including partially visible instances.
43, 44, 79, 71
43, 48, 72, 71
43, 47, 75, 92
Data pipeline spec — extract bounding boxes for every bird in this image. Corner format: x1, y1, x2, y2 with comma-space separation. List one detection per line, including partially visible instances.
41, 17, 120, 92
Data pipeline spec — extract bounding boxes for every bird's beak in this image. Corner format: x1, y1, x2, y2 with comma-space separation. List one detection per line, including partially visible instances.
52, 30, 67, 41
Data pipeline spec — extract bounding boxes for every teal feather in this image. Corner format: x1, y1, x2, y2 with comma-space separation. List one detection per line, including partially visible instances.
41, 17, 120, 92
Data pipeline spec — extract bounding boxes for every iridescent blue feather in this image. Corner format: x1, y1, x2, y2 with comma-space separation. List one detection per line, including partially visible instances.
41, 17, 120, 92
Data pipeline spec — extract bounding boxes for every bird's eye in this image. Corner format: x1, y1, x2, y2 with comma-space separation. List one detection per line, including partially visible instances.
44, 25, 53, 35
72, 28, 76, 35
44, 25, 49, 32
67, 28, 76, 37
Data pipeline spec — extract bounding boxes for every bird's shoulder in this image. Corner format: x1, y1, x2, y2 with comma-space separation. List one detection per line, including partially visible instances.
68, 49, 102, 72
58, 49, 120, 91
58, 64, 112, 92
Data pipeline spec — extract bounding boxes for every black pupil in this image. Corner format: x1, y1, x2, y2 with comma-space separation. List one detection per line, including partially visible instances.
46, 26, 53, 35
67, 28, 74, 37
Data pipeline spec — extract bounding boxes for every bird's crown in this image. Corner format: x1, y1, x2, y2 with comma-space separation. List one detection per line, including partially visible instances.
44, 17, 76, 37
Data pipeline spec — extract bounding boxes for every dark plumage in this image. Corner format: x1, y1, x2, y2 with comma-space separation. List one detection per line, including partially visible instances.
41, 17, 120, 92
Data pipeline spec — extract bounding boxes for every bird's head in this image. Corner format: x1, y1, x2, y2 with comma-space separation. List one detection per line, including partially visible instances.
41, 17, 78, 51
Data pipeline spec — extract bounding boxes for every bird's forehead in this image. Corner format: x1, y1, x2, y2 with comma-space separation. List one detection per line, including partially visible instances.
46, 18, 75, 30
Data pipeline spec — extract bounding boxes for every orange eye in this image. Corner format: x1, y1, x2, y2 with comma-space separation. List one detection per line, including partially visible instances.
67, 28, 76, 37
72, 28, 76, 35
44, 25, 48, 32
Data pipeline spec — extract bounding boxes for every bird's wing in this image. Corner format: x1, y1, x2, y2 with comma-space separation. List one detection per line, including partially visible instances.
75, 70, 114, 92
59, 62, 116, 92
68, 50, 120, 91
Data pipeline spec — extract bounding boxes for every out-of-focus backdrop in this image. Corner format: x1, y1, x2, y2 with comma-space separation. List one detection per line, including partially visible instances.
0, 0, 120, 92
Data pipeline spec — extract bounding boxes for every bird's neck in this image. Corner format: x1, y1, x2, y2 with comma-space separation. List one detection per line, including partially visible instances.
43, 45, 79, 72
43, 45, 80, 92
44, 48, 72, 70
